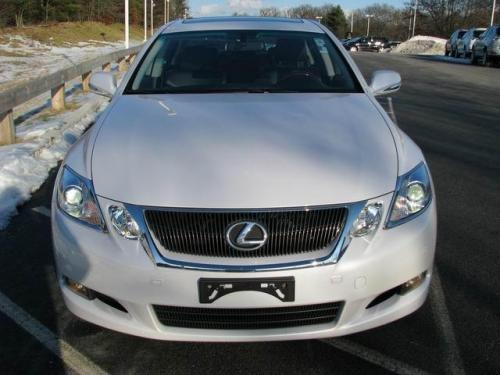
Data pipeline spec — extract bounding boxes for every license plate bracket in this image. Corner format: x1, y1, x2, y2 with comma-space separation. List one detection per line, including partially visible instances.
198, 277, 295, 304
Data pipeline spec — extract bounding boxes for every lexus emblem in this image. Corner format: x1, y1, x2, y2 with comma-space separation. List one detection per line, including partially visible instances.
226, 221, 268, 251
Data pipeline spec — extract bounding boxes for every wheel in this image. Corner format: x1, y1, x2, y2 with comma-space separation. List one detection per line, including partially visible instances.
445, 49, 450, 56
481, 49, 490, 66
452, 48, 457, 58
470, 51, 478, 65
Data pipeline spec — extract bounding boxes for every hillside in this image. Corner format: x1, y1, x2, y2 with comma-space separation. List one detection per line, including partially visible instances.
0, 22, 144, 91
0, 22, 143, 46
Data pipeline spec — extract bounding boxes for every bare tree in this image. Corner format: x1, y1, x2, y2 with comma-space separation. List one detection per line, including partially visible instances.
260, 7, 283, 17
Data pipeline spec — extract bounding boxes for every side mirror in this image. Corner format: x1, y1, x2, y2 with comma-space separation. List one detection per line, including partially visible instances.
89, 72, 117, 98
369, 70, 401, 96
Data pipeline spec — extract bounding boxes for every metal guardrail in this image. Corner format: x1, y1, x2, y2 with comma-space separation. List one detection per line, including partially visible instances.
0, 44, 142, 146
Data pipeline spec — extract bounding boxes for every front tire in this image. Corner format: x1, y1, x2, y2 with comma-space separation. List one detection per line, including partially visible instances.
481, 50, 490, 67
470, 51, 478, 65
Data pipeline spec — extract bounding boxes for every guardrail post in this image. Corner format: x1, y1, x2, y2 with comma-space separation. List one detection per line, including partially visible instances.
82, 72, 91, 92
128, 54, 136, 64
102, 62, 111, 72
0, 110, 15, 146
51, 84, 65, 111
118, 57, 128, 72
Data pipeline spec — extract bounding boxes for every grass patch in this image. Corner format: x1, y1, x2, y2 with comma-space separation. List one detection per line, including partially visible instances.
0, 22, 143, 46
37, 101, 81, 122
0, 50, 33, 57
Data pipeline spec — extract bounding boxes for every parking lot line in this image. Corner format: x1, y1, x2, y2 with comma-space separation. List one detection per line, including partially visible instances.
430, 270, 466, 375
321, 338, 430, 375
0, 290, 108, 375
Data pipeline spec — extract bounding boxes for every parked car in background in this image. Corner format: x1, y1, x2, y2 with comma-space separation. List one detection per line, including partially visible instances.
343, 36, 389, 52
457, 27, 487, 57
445, 29, 467, 57
343, 36, 363, 51
471, 25, 500, 66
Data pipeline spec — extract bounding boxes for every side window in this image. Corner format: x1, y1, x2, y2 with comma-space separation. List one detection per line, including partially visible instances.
496, 27, 500, 37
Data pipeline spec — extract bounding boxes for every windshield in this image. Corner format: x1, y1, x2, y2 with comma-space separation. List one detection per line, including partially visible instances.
473, 30, 485, 38
126, 30, 361, 94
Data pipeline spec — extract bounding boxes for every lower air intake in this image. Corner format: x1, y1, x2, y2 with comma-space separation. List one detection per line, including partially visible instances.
153, 302, 343, 330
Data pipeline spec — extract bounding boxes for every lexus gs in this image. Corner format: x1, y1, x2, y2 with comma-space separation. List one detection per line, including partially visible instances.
52, 17, 437, 341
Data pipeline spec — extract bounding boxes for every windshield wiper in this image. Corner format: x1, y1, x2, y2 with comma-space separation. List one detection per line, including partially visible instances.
246, 88, 299, 93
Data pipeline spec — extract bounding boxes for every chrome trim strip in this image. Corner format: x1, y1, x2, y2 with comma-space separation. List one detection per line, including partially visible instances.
125, 201, 366, 272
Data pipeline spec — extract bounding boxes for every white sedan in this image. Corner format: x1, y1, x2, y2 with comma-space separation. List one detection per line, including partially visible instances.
52, 16, 436, 341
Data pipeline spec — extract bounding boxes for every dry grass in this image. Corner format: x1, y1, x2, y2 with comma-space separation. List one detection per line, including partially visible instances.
0, 22, 143, 46
0, 50, 33, 57
37, 101, 81, 122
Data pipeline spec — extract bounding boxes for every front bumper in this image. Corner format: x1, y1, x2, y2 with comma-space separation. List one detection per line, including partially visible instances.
52, 196, 436, 342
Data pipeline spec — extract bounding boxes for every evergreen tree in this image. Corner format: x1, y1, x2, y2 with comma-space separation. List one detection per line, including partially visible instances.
324, 5, 348, 37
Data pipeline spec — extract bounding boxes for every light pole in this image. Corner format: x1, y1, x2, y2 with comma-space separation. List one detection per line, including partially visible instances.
144, 0, 147, 41
350, 12, 354, 34
150, 0, 155, 36
124, 0, 129, 48
408, 6, 413, 39
167, 0, 170, 23
492, 0, 497, 26
412, 0, 418, 38
365, 14, 374, 36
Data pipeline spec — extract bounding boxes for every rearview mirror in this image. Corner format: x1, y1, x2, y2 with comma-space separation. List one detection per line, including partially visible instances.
89, 72, 117, 98
369, 70, 401, 96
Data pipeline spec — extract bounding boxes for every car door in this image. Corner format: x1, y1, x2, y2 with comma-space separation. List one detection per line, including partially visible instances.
459, 30, 470, 54
474, 28, 489, 56
487, 27, 499, 50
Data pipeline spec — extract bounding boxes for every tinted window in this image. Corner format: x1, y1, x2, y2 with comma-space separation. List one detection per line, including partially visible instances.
127, 30, 360, 94
473, 30, 484, 37
458, 30, 466, 38
496, 27, 500, 36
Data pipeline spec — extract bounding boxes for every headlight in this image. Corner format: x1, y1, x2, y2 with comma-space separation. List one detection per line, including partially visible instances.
57, 166, 105, 229
351, 202, 383, 237
386, 162, 432, 228
109, 205, 140, 239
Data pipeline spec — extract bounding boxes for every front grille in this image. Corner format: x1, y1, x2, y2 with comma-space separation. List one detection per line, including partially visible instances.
144, 207, 347, 258
153, 302, 343, 330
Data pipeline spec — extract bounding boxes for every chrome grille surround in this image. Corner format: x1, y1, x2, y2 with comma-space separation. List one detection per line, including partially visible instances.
125, 201, 366, 272
144, 208, 348, 258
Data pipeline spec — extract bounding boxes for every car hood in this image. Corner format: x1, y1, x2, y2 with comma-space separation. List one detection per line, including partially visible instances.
92, 93, 397, 208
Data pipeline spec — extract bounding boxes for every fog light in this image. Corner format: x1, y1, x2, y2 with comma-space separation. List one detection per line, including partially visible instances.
398, 271, 427, 295
64, 276, 95, 300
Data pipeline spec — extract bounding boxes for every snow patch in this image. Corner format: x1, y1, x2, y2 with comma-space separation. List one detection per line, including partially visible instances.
391, 35, 447, 55
0, 35, 139, 91
0, 92, 108, 230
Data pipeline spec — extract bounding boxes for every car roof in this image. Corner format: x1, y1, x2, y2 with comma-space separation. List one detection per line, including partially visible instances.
163, 17, 324, 34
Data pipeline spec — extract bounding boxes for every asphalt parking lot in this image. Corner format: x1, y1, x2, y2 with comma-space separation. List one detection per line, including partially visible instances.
1, 52, 499, 375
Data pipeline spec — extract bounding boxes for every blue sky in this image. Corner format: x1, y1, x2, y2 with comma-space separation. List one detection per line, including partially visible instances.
189, 0, 405, 17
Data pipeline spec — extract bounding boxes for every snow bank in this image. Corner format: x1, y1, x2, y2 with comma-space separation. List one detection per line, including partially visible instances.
0, 35, 139, 91
0, 93, 108, 230
391, 35, 447, 55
